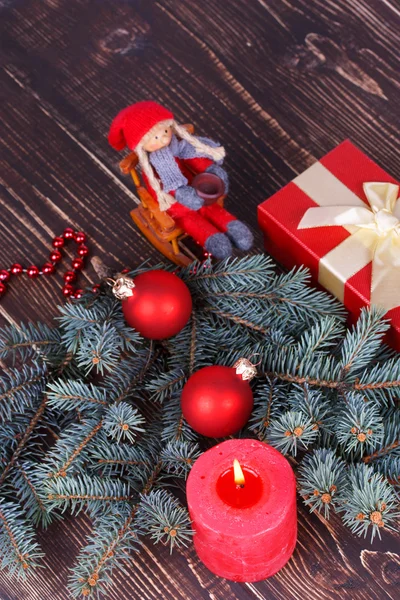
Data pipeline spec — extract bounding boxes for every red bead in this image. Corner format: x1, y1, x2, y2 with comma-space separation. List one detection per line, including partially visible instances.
62, 284, 75, 297
120, 270, 192, 340
74, 231, 86, 244
50, 250, 62, 263
63, 227, 75, 239
74, 289, 83, 299
0, 270, 10, 283
42, 262, 55, 275
181, 365, 254, 437
27, 266, 40, 278
71, 258, 84, 271
0, 282, 6, 296
121, 268, 129, 274
92, 284, 101, 293
10, 263, 23, 276
52, 236, 65, 248
77, 244, 89, 257
63, 270, 76, 283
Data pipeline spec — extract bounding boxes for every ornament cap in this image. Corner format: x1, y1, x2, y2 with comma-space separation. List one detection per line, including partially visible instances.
112, 276, 136, 300
233, 358, 258, 381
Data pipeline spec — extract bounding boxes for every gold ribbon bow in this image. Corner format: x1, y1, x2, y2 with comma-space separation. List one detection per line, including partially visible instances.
297, 181, 400, 311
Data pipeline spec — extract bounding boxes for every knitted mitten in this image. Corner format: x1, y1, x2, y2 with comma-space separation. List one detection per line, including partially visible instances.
204, 232, 233, 259
175, 185, 204, 210
205, 164, 229, 194
226, 221, 253, 250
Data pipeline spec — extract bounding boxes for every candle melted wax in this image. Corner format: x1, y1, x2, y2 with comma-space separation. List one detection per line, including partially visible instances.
216, 466, 263, 509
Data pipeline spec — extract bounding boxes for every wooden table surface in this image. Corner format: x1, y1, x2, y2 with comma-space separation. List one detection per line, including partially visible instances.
1, 1, 399, 599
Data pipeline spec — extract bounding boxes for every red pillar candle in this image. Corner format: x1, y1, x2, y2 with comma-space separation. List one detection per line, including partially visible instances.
186, 439, 297, 582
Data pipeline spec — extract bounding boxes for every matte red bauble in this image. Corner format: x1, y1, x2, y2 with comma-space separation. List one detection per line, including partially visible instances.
181, 359, 257, 438
112, 270, 192, 340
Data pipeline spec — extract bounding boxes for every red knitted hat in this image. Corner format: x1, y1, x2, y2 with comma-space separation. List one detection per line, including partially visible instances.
108, 101, 174, 151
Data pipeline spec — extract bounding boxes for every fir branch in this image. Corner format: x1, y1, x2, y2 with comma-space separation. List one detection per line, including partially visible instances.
0, 499, 44, 576
0, 395, 48, 486
334, 393, 384, 458
103, 403, 145, 444
137, 489, 193, 552
69, 462, 163, 597
266, 411, 318, 456
339, 308, 389, 378
47, 379, 109, 411
203, 306, 271, 335
160, 441, 202, 477
45, 475, 133, 515
0, 363, 47, 421
363, 441, 399, 464
298, 449, 348, 518
76, 323, 122, 376
49, 420, 104, 478
146, 369, 186, 404
68, 503, 140, 598
11, 462, 52, 528
0, 322, 61, 362
341, 464, 399, 541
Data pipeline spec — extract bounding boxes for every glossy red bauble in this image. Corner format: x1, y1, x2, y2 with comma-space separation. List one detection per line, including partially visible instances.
92, 284, 101, 293
63, 227, 75, 239
52, 236, 65, 248
74, 289, 83, 299
0, 282, 6, 296
72, 258, 84, 271
63, 270, 76, 283
10, 263, 23, 276
50, 250, 62, 263
42, 262, 56, 275
0, 270, 10, 283
27, 266, 40, 278
120, 270, 192, 340
77, 244, 89, 257
181, 365, 254, 438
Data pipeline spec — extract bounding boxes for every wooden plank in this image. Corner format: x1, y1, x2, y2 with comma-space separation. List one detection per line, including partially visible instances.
0, 0, 399, 598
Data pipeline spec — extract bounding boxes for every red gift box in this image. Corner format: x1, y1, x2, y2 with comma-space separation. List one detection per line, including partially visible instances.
258, 140, 400, 351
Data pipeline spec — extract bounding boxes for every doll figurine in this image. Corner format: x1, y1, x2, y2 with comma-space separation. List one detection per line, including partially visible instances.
108, 101, 253, 259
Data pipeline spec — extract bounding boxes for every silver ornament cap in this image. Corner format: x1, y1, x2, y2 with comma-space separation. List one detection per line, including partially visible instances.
233, 358, 258, 382
112, 276, 136, 301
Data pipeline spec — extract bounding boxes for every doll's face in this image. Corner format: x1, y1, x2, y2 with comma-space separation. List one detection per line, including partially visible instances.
142, 122, 173, 152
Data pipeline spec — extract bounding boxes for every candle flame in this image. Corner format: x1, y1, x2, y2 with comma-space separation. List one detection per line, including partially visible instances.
233, 459, 245, 486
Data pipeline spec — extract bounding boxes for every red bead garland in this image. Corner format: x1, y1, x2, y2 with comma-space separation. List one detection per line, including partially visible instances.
0, 227, 89, 300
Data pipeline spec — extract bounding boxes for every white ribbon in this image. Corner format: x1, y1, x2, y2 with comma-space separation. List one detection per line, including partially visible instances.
297, 179, 400, 311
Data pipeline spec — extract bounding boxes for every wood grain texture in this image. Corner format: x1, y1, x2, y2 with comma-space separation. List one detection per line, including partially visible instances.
0, 0, 399, 598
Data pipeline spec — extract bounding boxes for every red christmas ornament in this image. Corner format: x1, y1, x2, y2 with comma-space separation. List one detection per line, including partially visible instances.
112, 270, 192, 340
0, 270, 10, 283
181, 359, 257, 438
0, 282, 6, 296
